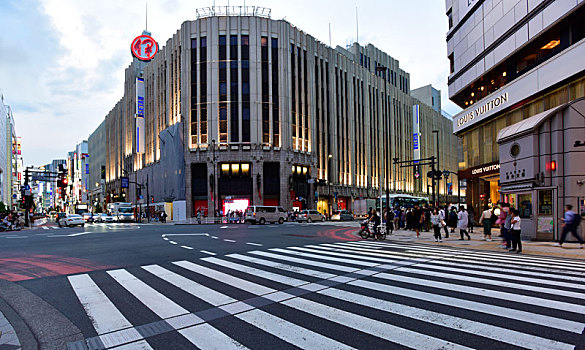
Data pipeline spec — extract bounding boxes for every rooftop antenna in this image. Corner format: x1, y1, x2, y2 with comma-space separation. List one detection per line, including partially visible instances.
329, 22, 331, 47
145, 2, 148, 31
355, 6, 358, 44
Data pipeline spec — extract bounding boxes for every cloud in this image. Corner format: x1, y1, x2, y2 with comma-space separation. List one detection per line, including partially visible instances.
1, 0, 461, 166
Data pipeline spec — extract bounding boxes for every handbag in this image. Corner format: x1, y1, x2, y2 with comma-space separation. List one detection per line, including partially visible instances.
440, 219, 446, 227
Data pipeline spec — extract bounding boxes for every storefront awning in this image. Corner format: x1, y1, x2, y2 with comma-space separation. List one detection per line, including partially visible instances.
500, 183, 534, 192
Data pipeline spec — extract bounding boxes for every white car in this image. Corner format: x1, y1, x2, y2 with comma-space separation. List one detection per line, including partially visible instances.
96, 213, 115, 223
59, 214, 85, 227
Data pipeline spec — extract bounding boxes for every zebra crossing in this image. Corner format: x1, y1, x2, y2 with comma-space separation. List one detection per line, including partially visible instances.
65, 240, 585, 349
39, 222, 144, 230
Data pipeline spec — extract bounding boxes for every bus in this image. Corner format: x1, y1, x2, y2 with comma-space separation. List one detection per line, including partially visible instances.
377, 194, 429, 209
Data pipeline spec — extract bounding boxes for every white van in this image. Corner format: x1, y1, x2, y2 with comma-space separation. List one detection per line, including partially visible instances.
245, 206, 287, 224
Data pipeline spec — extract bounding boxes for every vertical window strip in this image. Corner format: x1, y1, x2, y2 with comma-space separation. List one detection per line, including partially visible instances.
271, 38, 279, 147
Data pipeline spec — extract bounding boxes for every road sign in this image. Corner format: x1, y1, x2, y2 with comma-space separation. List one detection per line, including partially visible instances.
307, 179, 315, 184
139, 195, 144, 199
121, 177, 129, 188
12, 194, 16, 199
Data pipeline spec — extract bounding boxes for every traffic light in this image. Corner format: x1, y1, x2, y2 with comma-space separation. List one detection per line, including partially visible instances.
151, 196, 154, 203
63, 178, 68, 185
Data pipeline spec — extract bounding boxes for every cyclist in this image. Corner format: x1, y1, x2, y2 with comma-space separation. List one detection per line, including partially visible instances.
371, 209, 381, 239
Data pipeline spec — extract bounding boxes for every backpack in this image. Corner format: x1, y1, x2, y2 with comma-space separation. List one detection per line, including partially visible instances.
574, 212, 582, 226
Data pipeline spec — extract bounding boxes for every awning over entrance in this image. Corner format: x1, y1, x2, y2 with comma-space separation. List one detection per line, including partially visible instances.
500, 183, 534, 192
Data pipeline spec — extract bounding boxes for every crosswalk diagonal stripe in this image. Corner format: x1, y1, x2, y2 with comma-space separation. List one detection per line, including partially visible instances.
318, 287, 575, 350
358, 240, 585, 268
226, 253, 337, 279
282, 297, 471, 350
107, 269, 189, 319
287, 246, 433, 265
352, 241, 585, 272
324, 243, 585, 282
349, 278, 584, 333
269, 248, 379, 267
68, 274, 134, 334
395, 266, 585, 299
249, 251, 358, 273
399, 262, 585, 291
201, 257, 308, 287
179, 323, 249, 350
141, 265, 237, 306
235, 309, 355, 350
374, 271, 585, 314
173, 261, 276, 295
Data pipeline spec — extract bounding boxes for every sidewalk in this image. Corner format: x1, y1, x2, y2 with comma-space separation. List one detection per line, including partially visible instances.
0, 305, 21, 350
387, 226, 585, 259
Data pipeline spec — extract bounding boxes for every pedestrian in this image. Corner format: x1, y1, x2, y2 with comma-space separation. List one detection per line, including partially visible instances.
413, 205, 424, 238
196, 209, 202, 224
430, 208, 443, 242
423, 205, 431, 232
160, 211, 167, 223
468, 206, 475, 233
440, 206, 449, 238
393, 208, 400, 231
478, 205, 494, 241
448, 206, 458, 233
457, 206, 470, 240
509, 208, 522, 253
554, 204, 584, 248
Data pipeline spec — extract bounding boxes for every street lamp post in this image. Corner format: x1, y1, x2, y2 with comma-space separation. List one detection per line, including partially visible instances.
376, 65, 391, 235
432, 130, 440, 207
328, 154, 332, 219
443, 170, 460, 207
212, 139, 217, 221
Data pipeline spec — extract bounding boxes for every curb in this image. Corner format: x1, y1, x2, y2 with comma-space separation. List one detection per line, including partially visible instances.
0, 296, 34, 350
0, 280, 84, 350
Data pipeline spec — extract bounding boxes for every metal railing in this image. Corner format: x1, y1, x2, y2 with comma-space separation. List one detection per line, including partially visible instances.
196, 6, 271, 19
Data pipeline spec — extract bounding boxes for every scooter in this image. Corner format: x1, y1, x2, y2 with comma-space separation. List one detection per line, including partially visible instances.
358, 220, 386, 240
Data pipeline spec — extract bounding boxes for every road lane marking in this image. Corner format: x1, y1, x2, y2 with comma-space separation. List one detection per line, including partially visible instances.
199, 250, 216, 256
181, 246, 194, 250
169, 241, 178, 245
223, 239, 236, 243
211, 236, 219, 239
246, 242, 263, 246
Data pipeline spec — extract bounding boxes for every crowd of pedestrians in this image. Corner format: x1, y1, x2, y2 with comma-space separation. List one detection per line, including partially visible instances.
387, 201, 584, 252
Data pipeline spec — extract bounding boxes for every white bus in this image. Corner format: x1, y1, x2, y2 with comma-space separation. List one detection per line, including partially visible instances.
107, 202, 134, 222
378, 194, 429, 209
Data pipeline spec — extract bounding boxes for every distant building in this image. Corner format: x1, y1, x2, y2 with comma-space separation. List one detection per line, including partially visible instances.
411, 85, 441, 113
89, 6, 459, 221
446, 0, 585, 239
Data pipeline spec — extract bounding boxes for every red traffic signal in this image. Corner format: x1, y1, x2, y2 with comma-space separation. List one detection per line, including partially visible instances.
63, 178, 68, 185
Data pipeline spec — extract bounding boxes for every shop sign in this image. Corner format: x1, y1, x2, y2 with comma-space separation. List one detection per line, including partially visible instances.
131, 34, 158, 61
459, 162, 500, 179
456, 93, 509, 129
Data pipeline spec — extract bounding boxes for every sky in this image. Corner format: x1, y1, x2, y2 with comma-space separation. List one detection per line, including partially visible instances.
0, 0, 461, 167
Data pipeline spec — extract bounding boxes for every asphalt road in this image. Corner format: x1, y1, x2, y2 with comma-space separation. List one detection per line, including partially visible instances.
1, 221, 584, 349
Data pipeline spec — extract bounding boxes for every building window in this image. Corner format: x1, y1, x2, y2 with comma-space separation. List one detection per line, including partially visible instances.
241, 35, 250, 142
447, 9, 453, 29
261, 36, 270, 144
271, 38, 279, 147
448, 53, 454, 74
190, 38, 197, 146
218, 35, 227, 143
291, 44, 297, 148
230, 35, 239, 143
200, 37, 207, 144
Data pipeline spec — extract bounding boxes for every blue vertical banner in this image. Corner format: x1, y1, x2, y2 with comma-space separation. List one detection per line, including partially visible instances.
136, 77, 146, 154
412, 104, 421, 163
447, 182, 453, 195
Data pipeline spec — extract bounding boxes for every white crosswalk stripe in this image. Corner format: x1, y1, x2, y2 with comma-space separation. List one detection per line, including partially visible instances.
66, 240, 585, 349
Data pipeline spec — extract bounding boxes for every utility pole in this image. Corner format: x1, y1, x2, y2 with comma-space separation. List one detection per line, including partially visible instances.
146, 174, 150, 223
24, 167, 30, 227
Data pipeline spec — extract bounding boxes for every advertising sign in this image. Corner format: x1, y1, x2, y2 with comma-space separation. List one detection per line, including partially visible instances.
131, 34, 158, 61
136, 77, 145, 154
447, 182, 453, 195
121, 177, 129, 188
412, 105, 421, 163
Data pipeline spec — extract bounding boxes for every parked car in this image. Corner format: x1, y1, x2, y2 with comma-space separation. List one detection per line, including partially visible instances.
59, 214, 85, 227
244, 206, 287, 224
82, 213, 95, 223
331, 210, 354, 221
95, 213, 115, 223
297, 210, 326, 223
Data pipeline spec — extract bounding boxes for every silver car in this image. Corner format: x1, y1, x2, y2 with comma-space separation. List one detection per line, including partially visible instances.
331, 210, 354, 221
298, 210, 326, 223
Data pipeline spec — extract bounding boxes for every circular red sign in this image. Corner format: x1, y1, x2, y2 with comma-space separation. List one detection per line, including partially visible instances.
131, 35, 158, 61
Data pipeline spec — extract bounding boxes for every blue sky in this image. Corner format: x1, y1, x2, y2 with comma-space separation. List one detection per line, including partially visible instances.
0, 0, 460, 166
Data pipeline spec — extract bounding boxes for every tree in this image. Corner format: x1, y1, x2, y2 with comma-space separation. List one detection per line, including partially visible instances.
0, 201, 6, 213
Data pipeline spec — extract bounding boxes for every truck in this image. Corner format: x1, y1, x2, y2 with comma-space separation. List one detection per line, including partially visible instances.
353, 199, 376, 218
107, 202, 134, 222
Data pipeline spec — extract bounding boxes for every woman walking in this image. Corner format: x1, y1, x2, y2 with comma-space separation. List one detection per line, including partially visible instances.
430, 208, 443, 242
479, 205, 494, 241
509, 208, 522, 253
457, 206, 471, 240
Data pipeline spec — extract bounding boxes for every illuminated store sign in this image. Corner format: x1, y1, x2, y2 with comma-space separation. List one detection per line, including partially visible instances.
457, 92, 509, 128
136, 77, 145, 154
131, 34, 158, 61
412, 105, 421, 163
459, 161, 500, 179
